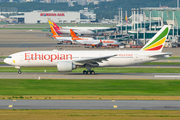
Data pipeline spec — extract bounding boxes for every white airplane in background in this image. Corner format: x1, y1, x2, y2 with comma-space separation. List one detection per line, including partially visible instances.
70, 29, 121, 47
50, 25, 73, 44
4, 25, 171, 74
70, 29, 101, 47
48, 18, 110, 35
50, 25, 99, 45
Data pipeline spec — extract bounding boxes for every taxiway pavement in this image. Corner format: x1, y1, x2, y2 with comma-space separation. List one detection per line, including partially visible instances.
0, 72, 180, 79
0, 100, 180, 110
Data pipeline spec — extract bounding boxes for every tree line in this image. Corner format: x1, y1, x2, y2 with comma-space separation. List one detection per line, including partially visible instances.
0, 0, 177, 20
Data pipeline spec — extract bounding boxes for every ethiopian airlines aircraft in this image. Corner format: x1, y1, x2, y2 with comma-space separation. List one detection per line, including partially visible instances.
4, 25, 171, 74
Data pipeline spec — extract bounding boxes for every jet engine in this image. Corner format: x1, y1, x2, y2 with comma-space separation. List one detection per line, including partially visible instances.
57, 61, 76, 72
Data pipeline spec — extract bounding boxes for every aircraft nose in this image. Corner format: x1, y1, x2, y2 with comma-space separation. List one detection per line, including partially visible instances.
4, 58, 8, 64
4, 58, 12, 65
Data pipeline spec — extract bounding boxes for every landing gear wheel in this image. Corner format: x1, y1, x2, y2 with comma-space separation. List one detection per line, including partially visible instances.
82, 70, 95, 75
18, 70, 21, 74
83, 70, 87, 74
87, 71, 91, 75
91, 70, 95, 75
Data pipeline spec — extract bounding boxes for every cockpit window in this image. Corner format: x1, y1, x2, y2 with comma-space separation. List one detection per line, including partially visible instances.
7, 56, 12, 58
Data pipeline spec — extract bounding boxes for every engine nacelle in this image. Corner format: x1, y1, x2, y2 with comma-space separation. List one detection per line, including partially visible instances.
57, 61, 76, 72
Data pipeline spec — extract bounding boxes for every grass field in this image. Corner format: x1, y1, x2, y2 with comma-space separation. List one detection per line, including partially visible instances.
1, 67, 180, 73
0, 79, 179, 96
141, 62, 180, 65
0, 28, 44, 30
0, 110, 179, 120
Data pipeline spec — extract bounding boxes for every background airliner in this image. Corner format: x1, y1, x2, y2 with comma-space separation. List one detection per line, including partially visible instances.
50, 25, 73, 44
4, 25, 171, 74
70, 29, 120, 47
50, 24, 99, 45
48, 18, 110, 35
70, 29, 101, 47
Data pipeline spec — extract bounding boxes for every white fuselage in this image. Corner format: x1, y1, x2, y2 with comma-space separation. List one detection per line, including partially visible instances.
4, 50, 166, 68
58, 29, 94, 35
58, 27, 110, 35
101, 40, 120, 46
74, 37, 100, 45
53, 36, 99, 45
54, 36, 72, 41
54, 37, 120, 46
63, 27, 111, 30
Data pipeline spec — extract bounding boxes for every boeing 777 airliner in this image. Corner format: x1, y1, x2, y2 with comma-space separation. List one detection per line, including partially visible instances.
4, 25, 171, 74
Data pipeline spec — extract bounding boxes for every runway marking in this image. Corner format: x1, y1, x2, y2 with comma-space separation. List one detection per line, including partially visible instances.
8, 105, 13, 108
112, 100, 115, 102
154, 75, 180, 77
13, 100, 16, 101
113, 105, 117, 108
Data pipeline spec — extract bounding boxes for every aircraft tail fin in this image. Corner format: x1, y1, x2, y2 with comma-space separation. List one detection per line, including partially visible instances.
70, 29, 78, 38
140, 25, 171, 52
48, 18, 61, 30
50, 25, 62, 38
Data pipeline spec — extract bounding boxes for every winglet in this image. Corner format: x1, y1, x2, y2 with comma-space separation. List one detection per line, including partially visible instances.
140, 25, 171, 52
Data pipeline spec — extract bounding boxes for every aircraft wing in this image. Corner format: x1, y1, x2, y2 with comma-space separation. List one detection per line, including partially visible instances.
73, 55, 116, 66
149, 52, 172, 57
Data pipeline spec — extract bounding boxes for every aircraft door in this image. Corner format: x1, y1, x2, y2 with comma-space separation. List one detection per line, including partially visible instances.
20, 54, 24, 62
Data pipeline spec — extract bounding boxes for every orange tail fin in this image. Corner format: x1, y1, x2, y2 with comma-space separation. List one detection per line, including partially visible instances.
70, 29, 78, 38
50, 25, 61, 37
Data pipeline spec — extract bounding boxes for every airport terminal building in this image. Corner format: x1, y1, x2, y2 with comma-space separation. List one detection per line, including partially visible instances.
9, 9, 96, 24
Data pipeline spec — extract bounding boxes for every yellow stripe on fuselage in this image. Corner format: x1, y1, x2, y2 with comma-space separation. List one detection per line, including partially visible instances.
143, 37, 166, 50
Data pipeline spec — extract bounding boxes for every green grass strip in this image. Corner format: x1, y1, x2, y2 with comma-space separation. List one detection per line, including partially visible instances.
0, 67, 180, 73
0, 79, 179, 96
0, 28, 43, 30
0, 56, 7, 58
168, 57, 180, 59
141, 62, 180, 65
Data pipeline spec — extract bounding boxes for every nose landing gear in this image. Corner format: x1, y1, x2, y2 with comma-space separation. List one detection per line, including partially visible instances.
15, 66, 21, 74
18, 69, 22, 74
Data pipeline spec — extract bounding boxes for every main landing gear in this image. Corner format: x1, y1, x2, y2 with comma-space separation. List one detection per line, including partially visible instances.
83, 65, 95, 75
83, 70, 95, 75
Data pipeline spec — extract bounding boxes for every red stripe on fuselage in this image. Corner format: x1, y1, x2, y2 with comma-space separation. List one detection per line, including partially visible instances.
144, 45, 163, 51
